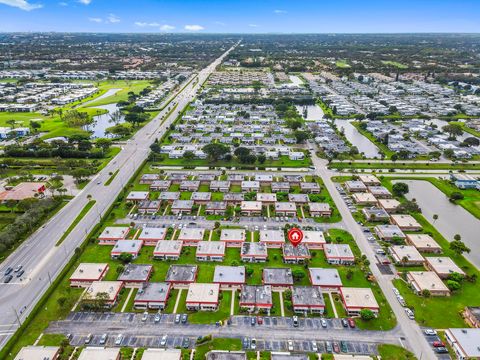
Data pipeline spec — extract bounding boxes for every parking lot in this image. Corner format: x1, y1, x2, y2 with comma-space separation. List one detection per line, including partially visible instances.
47, 312, 401, 356
421, 328, 451, 360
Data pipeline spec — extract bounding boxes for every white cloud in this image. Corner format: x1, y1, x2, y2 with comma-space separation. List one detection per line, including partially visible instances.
0, 0, 42, 11
214, 21, 226, 26
58, 1, 67, 5
88, 17, 102, 23
184, 24, 204, 31
107, 13, 120, 23
135, 21, 160, 27
248, 24, 259, 27
274, 9, 287, 14
160, 24, 175, 31
78, 0, 91, 4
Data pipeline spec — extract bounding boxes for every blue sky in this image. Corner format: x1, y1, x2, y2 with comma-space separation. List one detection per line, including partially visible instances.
0, 0, 479, 33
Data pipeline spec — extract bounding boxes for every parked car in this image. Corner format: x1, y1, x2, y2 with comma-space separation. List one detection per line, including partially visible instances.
175, 314, 181, 323
432, 341, 445, 348
341, 318, 349, 327
251, 317, 256, 326
182, 337, 190, 349
333, 342, 340, 353
142, 311, 148, 322
181, 314, 188, 323
348, 318, 356, 328
424, 329, 437, 336
292, 316, 299, 327
154, 313, 161, 323
99, 333, 107, 345
16, 270, 24, 278
320, 318, 327, 328
160, 335, 167, 346
434, 347, 448, 354
84, 333, 92, 344
325, 341, 333, 353
340, 341, 348, 353
405, 308, 415, 320
14, 265, 23, 273
257, 316, 263, 325
251, 338, 257, 350
4, 275, 13, 283
115, 334, 123, 345
287, 340, 294, 351
4, 267, 13, 276
311, 341, 318, 352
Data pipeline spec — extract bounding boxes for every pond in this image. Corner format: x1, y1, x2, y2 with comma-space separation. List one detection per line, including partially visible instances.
87, 103, 125, 138
295, 104, 324, 121
335, 119, 381, 158
394, 179, 480, 269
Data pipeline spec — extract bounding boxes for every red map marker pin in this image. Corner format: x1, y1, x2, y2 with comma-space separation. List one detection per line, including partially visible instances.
288, 228, 303, 247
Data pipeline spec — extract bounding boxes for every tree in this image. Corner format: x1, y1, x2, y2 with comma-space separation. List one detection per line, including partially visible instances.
450, 192, 464, 201
390, 153, 398, 162
183, 151, 195, 161
392, 182, 409, 197
346, 269, 354, 280
398, 200, 421, 214
95, 138, 112, 155
359, 309, 375, 321
463, 137, 480, 147
443, 149, 455, 159
421, 289, 431, 298
448, 272, 464, 283
447, 280, 461, 291
118, 253, 134, 264
294, 130, 309, 144
257, 154, 266, 164
454, 234, 461, 241
442, 123, 463, 140
449, 240, 470, 256
292, 269, 306, 281
432, 214, 438, 223
6, 119, 16, 129
116, 264, 125, 274
30, 120, 41, 132
202, 143, 229, 162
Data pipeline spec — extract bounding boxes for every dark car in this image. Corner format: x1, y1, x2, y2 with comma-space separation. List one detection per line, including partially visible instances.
251, 317, 256, 326
434, 347, 448, 354
4, 267, 13, 276
181, 314, 188, 323
4, 275, 13, 283
16, 270, 24, 278
340, 341, 348, 353
341, 318, 349, 327
182, 337, 190, 349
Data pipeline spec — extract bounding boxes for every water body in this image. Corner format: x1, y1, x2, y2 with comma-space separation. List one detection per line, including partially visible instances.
81, 88, 122, 107
288, 75, 303, 87
394, 179, 480, 269
335, 119, 381, 158
88, 103, 125, 138
296, 104, 324, 121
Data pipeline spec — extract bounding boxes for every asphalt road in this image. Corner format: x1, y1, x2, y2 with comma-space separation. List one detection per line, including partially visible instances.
311, 153, 438, 360
0, 43, 238, 351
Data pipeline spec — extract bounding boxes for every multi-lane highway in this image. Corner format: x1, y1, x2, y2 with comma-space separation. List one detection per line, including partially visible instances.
0, 43, 238, 350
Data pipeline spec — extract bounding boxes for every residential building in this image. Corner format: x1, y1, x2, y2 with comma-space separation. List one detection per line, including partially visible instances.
301, 230, 326, 249
117, 264, 153, 287
213, 266, 246, 289
390, 214, 422, 231
196, 241, 226, 262
352, 192, 377, 205
292, 286, 325, 314
178, 228, 205, 246
239, 285, 273, 312
83, 281, 124, 307
171, 200, 194, 214
463, 307, 480, 328
126, 191, 149, 202
111, 240, 143, 259
309, 268, 342, 291
98, 226, 130, 245
153, 240, 183, 260
282, 243, 311, 263
324, 244, 355, 265
406, 271, 450, 296
377, 199, 401, 213
263, 268, 293, 288
165, 265, 198, 287
78, 348, 120, 360
138, 227, 167, 246
220, 229, 246, 247
340, 287, 379, 316
15, 346, 60, 360
259, 230, 285, 248
275, 202, 297, 216
389, 245, 425, 266
445, 328, 480, 360
425, 257, 465, 279
185, 283, 220, 311
70, 263, 109, 287
367, 186, 392, 199
362, 207, 390, 222
240, 201, 262, 216
142, 349, 182, 360
345, 181, 367, 192
134, 282, 171, 310
308, 202, 332, 217
406, 234, 442, 253
240, 242, 268, 262
374, 225, 406, 241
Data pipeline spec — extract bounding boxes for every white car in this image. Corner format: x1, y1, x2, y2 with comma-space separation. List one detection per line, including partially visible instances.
115, 334, 123, 345
288, 340, 294, 351
142, 311, 148, 322
251, 338, 257, 350
311, 341, 318, 352
405, 308, 415, 320
160, 335, 168, 346
424, 329, 437, 336
392, 288, 400, 296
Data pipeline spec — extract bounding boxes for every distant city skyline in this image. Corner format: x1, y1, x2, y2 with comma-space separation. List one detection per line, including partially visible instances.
0, 0, 479, 33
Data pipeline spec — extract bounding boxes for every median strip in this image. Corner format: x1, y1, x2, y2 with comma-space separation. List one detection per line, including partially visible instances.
55, 200, 96, 246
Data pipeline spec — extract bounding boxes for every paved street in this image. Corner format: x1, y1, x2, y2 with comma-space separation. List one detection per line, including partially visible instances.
311, 153, 438, 360
0, 43, 238, 350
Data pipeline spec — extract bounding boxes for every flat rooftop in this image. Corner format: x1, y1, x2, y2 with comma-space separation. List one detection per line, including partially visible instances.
390, 245, 424, 263
408, 271, 450, 293
426, 257, 465, 276
165, 265, 198, 282
70, 263, 108, 281
302, 230, 326, 245
391, 214, 422, 229
142, 349, 181, 360
283, 243, 310, 258
99, 226, 130, 239
240, 285, 272, 305
220, 228, 246, 241
406, 234, 441, 250
263, 268, 293, 285
292, 286, 325, 307
324, 243, 354, 259
241, 242, 268, 257
446, 328, 480, 357
84, 281, 123, 301
341, 287, 379, 309
78, 347, 121, 360
309, 268, 342, 287
135, 282, 170, 303
111, 240, 143, 253
213, 265, 246, 284
154, 240, 183, 254
206, 351, 246, 360
138, 227, 167, 240
260, 230, 285, 244
179, 228, 205, 240
15, 346, 59, 360
197, 241, 226, 256
118, 264, 152, 282
186, 283, 220, 303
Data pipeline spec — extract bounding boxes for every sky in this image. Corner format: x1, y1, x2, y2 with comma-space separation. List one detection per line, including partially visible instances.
0, 0, 479, 33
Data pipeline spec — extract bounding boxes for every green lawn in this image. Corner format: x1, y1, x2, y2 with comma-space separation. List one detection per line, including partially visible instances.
80, 80, 154, 107
377, 344, 416, 360
193, 338, 242, 360
335, 60, 351, 68
381, 61, 408, 69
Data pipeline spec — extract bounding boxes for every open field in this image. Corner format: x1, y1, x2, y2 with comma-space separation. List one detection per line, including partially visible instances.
381, 61, 408, 69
